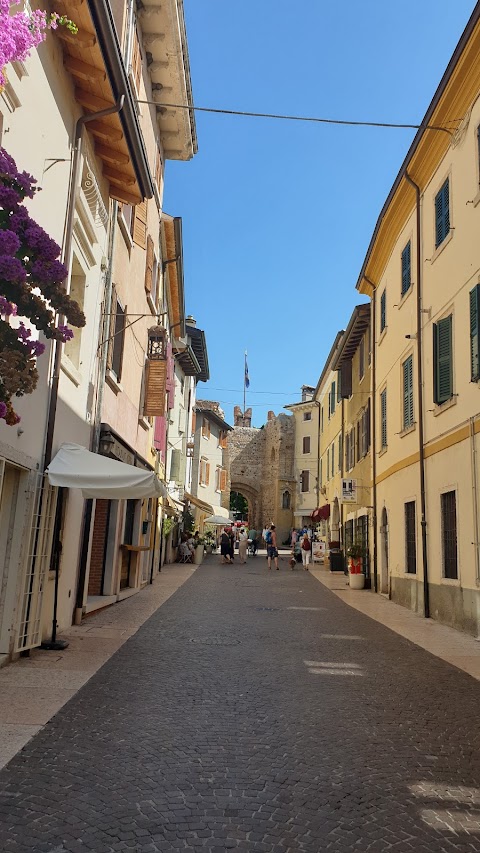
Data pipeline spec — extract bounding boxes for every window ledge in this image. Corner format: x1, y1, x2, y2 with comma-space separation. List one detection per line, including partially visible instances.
472, 189, 480, 208
117, 211, 133, 250
378, 326, 387, 345
441, 576, 460, 585
105, 370, 123, 394
379, 446, 388, 457
398, 284, 414, 308
399, 423, 416, 438
138, 417, 151, 431
430, 229, 454, 264
146, 293, 158, 315
433, 396, 457, 416
61, 355, 82, 387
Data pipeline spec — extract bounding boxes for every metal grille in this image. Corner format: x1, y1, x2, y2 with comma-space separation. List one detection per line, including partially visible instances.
356, 515, 370, 578
15, 476, 57, 652
404, 501, 416, 574
441, 490, 458, 579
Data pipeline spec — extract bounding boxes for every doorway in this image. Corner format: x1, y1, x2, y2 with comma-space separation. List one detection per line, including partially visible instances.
380, 507, 389, 594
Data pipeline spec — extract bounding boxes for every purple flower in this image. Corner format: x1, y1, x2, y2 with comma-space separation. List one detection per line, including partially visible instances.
58, 325, 74, 342
30, 259, 67, 283
0, 185, 21, 210
0, 255, 25, 283
24, 226, 61, 262
0, 229, 20, 255
8, 206, 30, 232
30, 340, 45, 356
0, 296, 17, 316
0, 402, 7, 420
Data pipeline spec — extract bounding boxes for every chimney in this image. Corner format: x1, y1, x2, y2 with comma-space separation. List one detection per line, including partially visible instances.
267, 410, 275, 421
234, 405, 242, 426
186, 315, 196, 327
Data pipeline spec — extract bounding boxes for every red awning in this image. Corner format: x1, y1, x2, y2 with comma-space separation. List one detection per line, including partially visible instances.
311, 505, 330, 522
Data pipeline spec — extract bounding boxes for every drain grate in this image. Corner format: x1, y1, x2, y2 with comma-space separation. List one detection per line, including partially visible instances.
255, 606, 279, 612
189, 637, 240, 646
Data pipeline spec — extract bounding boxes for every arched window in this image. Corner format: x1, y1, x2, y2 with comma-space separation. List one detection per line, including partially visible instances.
282, 490, 291, 509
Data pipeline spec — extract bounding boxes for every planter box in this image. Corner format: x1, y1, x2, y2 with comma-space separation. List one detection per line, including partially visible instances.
194, 545, 204, 565
349, 572, 365, 590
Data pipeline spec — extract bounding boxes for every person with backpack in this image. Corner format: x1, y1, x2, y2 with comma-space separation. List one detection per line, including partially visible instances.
266, 524, 279, 571
301, 532, 311, 570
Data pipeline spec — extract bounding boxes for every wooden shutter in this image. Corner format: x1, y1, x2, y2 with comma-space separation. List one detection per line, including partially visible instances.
143, 359, 167, 417
381, 389, 387, 448
155, 148, 163, 191
366, 398, 371, 449
470, 284, 480, 381
331, 440, 335, 477
106, 285, 117, 371
331, 381, 336, 414
338, 434, 342, 471
131, 28, 142, 92
220, 468, 227, 491
435, 179, 450, 247
345, 432, 350, 471
153, 415, 167, 458
340, 361, 352, 398
337, 370, 341, 402
191, 411, 196, 434
132, 199, 147, 248
359, 337, 365, 378
326, 449, 330, 478
401, 242, 411, 296
403, 356, 414, 428
433, 316, 453, 405
145, 235, 154, 293
205, 462, 210, 485
170, 449, 181, 482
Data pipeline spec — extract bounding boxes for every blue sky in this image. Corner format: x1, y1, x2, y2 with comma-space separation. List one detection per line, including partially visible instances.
164, 0, 476, 427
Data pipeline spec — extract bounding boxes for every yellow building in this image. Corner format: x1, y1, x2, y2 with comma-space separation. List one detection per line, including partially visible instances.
332, 304, 373, 583
357, 4, 480, 634
285, 386, 319, 530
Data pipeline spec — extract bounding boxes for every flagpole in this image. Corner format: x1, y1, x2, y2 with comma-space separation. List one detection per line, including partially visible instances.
244, 350, 247, 417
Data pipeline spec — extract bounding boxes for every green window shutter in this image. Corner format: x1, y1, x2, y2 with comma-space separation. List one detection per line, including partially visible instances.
338, 434, 342, 471
433, 316, 453, 405
331, 440, 335, 477
403, 356, 414, 428
470, 284, 480, 381
337, 370, 341, 402
380, 290, 386, 332
401, 242, 411, 296
435, 179, 450, 248
331, 381, 336, 414
380, 389, 387, 448
327, 448, 330, 479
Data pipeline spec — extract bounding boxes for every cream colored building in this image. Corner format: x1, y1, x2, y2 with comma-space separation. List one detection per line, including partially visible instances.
356, 5, 480, 634
285, 386, 319, 529
317, 334, 345, 548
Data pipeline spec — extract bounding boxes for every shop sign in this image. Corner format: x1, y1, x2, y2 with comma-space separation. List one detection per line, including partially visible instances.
342, 478, 357, 503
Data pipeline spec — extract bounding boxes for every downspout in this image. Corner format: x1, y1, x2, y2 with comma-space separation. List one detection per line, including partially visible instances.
44, 97, 125, 471
405, 171, 430, 618
365, 277, 378, 594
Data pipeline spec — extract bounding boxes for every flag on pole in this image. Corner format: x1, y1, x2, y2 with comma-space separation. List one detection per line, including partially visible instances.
244, 352, 250, 388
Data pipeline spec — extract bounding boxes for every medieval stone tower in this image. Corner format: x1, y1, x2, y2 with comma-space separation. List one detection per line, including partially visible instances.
225, 408, 295, 545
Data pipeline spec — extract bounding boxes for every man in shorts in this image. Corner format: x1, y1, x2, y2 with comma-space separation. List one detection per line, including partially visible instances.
267, 524, 279, 571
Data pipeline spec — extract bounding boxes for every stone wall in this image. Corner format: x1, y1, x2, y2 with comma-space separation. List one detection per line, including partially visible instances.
225, 410, 295, 545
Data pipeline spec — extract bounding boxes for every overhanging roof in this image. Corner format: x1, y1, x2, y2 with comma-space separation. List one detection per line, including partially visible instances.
314, 331, 345, 397
194, 406, 232, 431
184, 491, 213, 514
175, 344, 201, 376
187, 323, 209, 382
162, 214, 185, 337
139, 0, 197, 160
332, 304, 370, 369
55, 0, 154, 205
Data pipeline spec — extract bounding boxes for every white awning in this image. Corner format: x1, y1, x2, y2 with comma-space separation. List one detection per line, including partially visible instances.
210, 504, 230, 519
47, 443, 167, 499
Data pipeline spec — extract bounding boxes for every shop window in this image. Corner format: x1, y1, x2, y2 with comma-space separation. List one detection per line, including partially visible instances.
405, 501, 416, 573
441, 490, 458, 579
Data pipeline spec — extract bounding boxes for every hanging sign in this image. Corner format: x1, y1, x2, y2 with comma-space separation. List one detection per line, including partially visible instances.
342, 478, 357, 503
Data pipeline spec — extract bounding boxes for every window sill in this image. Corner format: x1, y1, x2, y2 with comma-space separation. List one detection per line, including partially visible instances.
398, 284, 414, 308
146, 293, 158, 315
472, 189, 480, 208
429, 229, 453, 264
399, 423, 416, 438
61, 355, 82, 387
441, 576, 460, 586
378, 327, 387, 346
105, 370, 123, 394
117, 211, 133, 250
433, 396, 457, 416
138, 417, 151, 431
379, 446, 388, 457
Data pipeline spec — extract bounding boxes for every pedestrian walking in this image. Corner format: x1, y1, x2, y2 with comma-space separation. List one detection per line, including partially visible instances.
301, 533, 311, 570
248, 527, 257, 555
228, 526, 235, 562
220, 529, 231, 564
291, 528, 298, 547
238, 527, 248, 563
267, 524, 279, 571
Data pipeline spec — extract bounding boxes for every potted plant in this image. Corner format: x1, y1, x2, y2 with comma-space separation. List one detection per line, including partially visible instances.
346, 541, 366, 589
194, 534, 205, 565
204, 531, 215, 554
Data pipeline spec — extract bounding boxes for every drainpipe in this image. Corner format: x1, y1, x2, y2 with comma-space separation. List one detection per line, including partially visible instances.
44, 97, 125, 472
405, 171, 430, 619
470, 416, 480, 585
365, 278, 378, 594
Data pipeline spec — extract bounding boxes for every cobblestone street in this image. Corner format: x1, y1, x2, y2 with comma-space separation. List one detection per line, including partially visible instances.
1, 557, 480, 853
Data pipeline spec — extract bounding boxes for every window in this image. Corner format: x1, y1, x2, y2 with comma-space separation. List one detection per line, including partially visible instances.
202, 417, 211, 439
215, 466, 222, 492
330, 381, 336, 416
359, 337, 365, 379
326, 449, 330, 480
441, 490, 458, 579
338, 434, 342, 472
405, 501, 416, 574
433, 315, 453, 405
401, 241, 411, 296
108, 296, 126, 381
303, 411, 312, 421
320, 406, 324, 433
319, 458, 323, 488
402, 355, 414, 429
380, 388, 387, 449
218, 430, 228, 449
360, 401, 370, 457
337, 371, 342, 402
345, 427, 355, 471
282, 490, 291, 510
380, 290, 386, 333
331, 440, 335, 477
130, 25, 142, 93
303, 436, 311, 454
132, 199, 148, 248
435, 178, 450, 247
470, 284, 480, 381
64, 259, 86, 369
199, 457, 210, 486
356, 421, 361, 463
301, 470, 309, 493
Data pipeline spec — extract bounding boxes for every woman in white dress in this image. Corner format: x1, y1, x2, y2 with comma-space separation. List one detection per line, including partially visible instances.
238, 527, 249, 564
